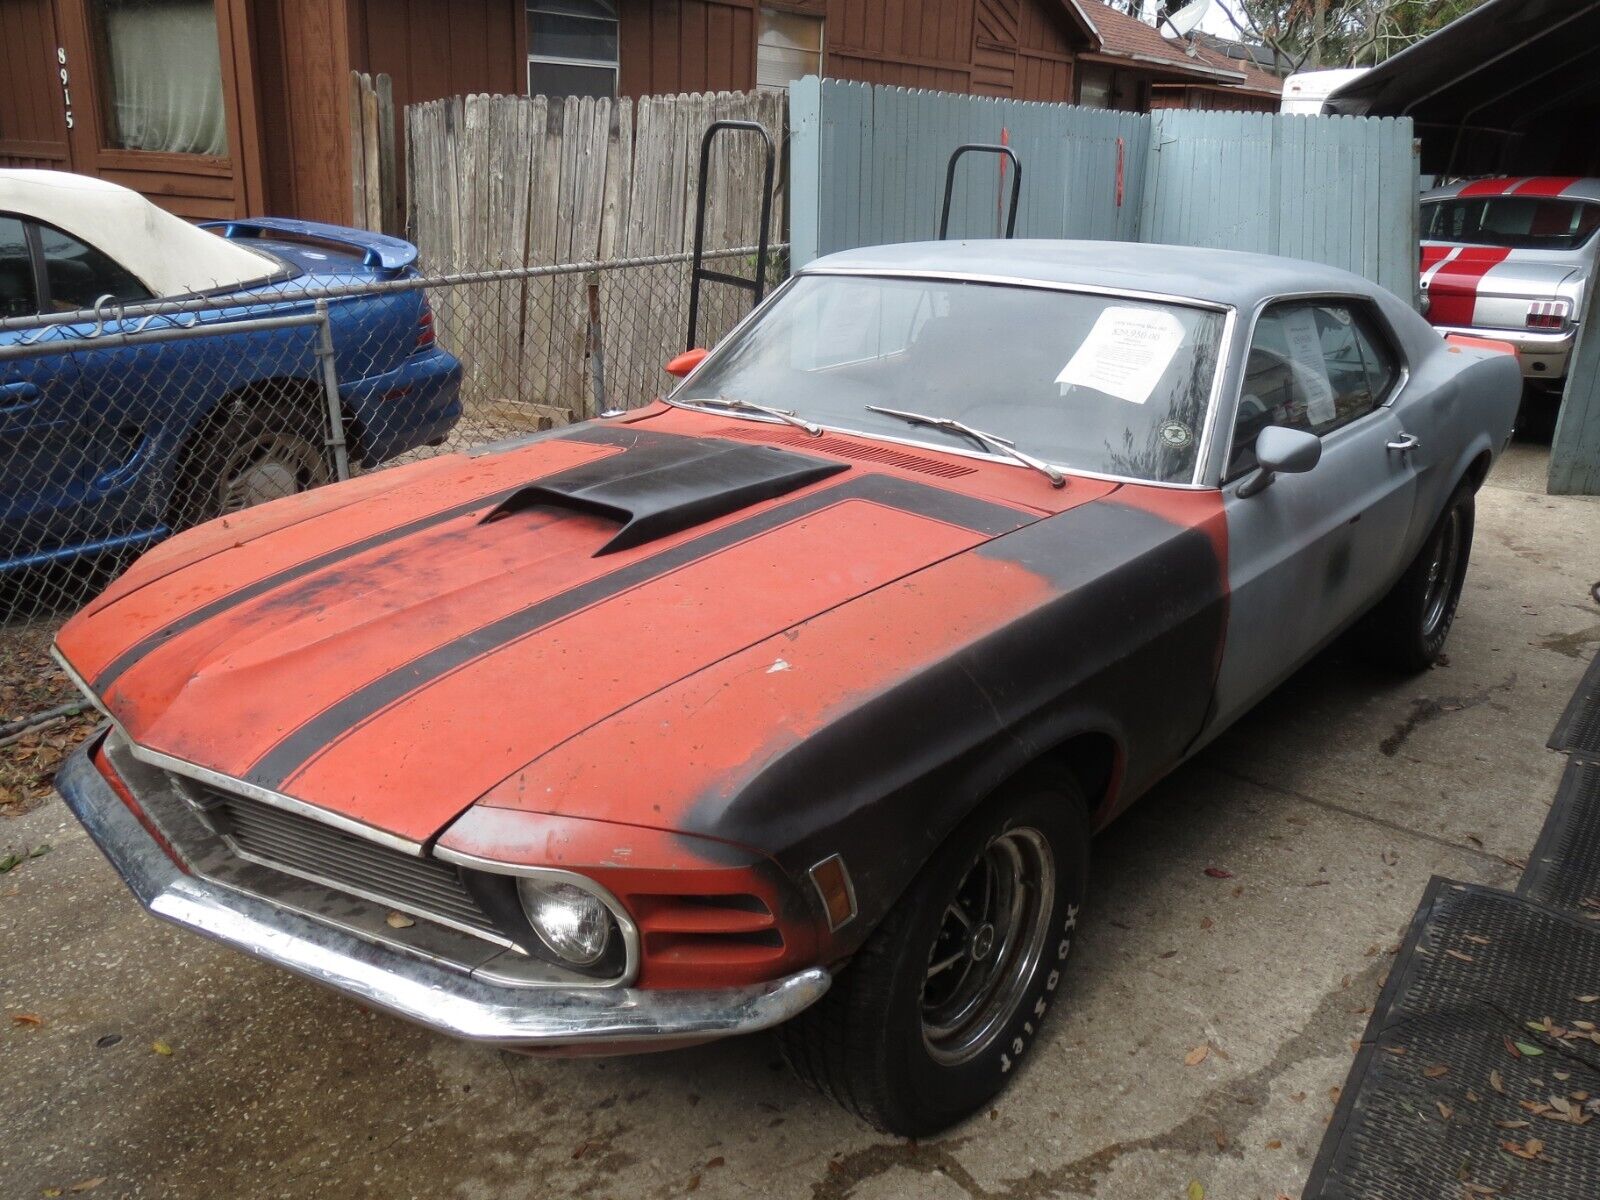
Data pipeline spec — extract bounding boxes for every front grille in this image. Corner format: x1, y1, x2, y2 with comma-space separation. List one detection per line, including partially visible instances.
188, 782, 501, 940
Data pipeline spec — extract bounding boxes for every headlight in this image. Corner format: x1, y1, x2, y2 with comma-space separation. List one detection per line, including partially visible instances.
516, 876, 614, 966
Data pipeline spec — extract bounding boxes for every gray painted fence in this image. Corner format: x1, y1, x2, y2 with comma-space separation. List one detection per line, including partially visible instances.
790, 78, 1418, 305
1141, 109, 1418, 302
789, 78, 1149, 263
1552, 319, 1600, 494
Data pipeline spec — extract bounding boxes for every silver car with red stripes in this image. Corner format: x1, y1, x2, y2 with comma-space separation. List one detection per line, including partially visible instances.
1419, 176, 1600, 389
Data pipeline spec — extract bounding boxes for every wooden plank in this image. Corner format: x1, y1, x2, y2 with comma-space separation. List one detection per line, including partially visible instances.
377, 73, 398, 236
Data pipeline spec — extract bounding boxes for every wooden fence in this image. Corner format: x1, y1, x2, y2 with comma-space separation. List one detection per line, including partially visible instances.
405, 90, 787, 419
350, 72, 399, 237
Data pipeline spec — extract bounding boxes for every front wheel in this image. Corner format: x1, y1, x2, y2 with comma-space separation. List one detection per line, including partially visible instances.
777, 774, 1089, 1135
1358, 482, 1475, 673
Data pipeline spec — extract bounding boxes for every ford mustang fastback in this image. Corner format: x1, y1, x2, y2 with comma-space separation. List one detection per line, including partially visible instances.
53, 241, 1519, 1135
1420, 175, 1599, 392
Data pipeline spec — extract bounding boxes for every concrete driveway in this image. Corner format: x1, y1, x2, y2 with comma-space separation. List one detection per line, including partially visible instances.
3, 447, 1597, 1200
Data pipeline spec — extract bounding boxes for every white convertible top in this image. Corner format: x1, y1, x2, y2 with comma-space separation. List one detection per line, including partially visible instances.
0, 169, 280, 298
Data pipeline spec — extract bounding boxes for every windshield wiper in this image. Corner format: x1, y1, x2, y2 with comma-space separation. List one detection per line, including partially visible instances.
679, 395, 822, 437
865, 405, 1065, 488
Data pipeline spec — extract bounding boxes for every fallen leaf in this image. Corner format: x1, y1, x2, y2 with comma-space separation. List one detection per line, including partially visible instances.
686, 1175, 701, 1192
705, 1157, 725, 1170
1290, 1091, 1306, 1103
1437, 1102, 1454, 1120
1578, 995, 1600, 1004
385, 911, 415, 929
1464, 935, 1491, 945
1504, 1037, 1523, 1059
1384, 1045, 1407, 1056
1490, 1070, 1506, 1093
1159, 950, 1178, 959
1445, 949, 1474, 963
1230, 885, 1243, 898
1265, 1139, 1283, 1149
1514, 1041, 1544, 1057
10, 1012, 44, 1027
42, 1189, 63, 1198
1466, 1090, 1480, 1103
1424, 1064, 1450, 1078
151, 1040, 172, 1056
1213, 1129, 1228, 1150
1200, 916, 1214, 930
1204, 867, 1233, 879
1495, 1119, 1530, 1130
1187, 1181, 1205, 1200
1185, 1044, 1211, 1067
67, 1181, 105, 1194
1330, 1086, 1342, 1103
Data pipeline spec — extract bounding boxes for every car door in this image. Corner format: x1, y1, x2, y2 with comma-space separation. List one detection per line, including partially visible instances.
0, 215, 95, 570
28, 219, 173, 546
1208, 298, 1419, 732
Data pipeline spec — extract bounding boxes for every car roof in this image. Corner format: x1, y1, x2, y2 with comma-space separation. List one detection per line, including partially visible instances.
1422, 177, 1600, 203
0, 169, 281, 301
803, 239, 1387, 310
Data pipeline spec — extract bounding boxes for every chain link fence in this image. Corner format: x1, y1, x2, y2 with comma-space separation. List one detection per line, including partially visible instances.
0, 244, 785, 625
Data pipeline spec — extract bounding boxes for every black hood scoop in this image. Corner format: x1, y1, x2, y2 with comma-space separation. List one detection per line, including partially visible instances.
482, 431, 850, 555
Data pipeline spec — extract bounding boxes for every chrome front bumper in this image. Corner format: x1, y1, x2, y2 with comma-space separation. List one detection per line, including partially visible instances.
56, 741, 830, 1050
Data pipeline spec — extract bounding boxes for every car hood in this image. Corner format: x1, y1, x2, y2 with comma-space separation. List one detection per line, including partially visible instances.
58, 419, 1102, 846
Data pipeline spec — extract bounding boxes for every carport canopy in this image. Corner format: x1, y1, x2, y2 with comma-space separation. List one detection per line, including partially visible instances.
1324, 0, 1600, 178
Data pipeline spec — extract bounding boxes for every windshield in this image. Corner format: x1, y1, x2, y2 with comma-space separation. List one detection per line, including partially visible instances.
673, 275, 1227, 485
1424, 196, 1600, 251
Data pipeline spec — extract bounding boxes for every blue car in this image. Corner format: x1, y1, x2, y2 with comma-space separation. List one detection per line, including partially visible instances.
0, 170, 463, 581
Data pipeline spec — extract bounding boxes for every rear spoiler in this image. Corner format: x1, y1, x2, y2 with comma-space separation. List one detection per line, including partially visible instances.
201, 217, 418, 275
1444, 332, 1519, 357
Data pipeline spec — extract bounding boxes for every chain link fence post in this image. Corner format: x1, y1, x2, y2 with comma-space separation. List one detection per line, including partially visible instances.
584, 271, 607, 417
312, 299, 352, 482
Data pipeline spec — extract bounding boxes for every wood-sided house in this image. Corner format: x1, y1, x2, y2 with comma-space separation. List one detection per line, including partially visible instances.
0, 0, 1271, 226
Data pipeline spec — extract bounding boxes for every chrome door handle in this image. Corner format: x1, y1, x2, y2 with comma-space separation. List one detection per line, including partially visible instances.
1386, 433, 1420, 453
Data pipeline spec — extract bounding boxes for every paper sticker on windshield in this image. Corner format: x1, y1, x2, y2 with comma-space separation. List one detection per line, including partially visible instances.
1055, 308, 1185, 405
1279, 307, 1337, 425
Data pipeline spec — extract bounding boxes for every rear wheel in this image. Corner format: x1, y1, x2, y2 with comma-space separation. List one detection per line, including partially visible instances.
778, 773, 1089, 1135
173, 394, 331, 529
1358, 482, 1475, 673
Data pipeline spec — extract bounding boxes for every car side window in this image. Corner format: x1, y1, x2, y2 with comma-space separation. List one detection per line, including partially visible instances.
34, 222, 152, 313
0, 217, 37, 319
1228, 301, 1396, 479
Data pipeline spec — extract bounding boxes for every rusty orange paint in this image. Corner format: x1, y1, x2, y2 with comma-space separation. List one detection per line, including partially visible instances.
282, 499, 993, 839
476, 548, 1059, 833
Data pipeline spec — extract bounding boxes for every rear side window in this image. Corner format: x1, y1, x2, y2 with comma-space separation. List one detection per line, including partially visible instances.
1229, 301, 1401, 478
0, 217, 36, 319
36, 222, 152, 312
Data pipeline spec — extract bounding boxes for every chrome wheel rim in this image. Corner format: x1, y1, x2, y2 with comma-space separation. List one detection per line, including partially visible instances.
219, 436, 320, 513
921, 827, 1055, 1065
1421, 507, 1463, 636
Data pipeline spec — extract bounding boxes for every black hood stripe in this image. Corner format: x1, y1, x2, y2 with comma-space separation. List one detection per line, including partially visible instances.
90, 486, 526, 694
245, 471, 1034, 792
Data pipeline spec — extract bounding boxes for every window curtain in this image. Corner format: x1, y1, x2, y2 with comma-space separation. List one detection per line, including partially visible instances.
99, 0, 228, 157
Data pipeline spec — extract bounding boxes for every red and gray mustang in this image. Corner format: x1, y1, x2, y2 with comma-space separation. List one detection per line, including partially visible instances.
1421, 175, 1600, 392
54, 241, 1519, 1134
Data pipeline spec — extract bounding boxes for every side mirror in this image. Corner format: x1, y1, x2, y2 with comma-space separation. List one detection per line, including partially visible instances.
665, 347, 710, 378
1236, 426, 1321, 498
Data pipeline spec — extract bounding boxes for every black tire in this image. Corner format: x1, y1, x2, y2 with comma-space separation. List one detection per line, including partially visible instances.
1358, 482, 1475, 673
173, 392, 331, 529
777, 772, 1090, 1136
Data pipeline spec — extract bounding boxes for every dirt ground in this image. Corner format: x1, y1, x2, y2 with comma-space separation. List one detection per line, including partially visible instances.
1, 441, 1597, 1200
0, 621, 98, 821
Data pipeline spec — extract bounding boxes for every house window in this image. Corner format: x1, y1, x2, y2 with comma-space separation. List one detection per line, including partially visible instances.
1077, 64, 1113, 109
526, 0, 619, 99
757, 9, 823, 93
91, 0, 228, 156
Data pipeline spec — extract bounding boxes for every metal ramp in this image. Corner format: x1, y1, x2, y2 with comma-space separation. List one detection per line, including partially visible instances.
1306, 657, 1600, 1200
